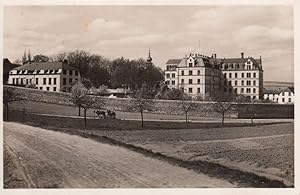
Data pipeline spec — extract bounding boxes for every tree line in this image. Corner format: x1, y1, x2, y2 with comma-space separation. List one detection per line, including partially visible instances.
18, 50, 164, 91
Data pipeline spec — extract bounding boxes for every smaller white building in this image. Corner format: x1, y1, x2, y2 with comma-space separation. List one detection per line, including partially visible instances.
7, 61, 80, 92
263, 86, 294, 104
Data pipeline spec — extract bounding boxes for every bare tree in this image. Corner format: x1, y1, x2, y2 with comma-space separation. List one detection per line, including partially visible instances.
81, 95, 96, 128
3, 87, 24, 121
176, 92, 197, 128
128, 84, 155, 127
237, 95, 257, 124
211, 92, 236, 126
70, 82, 88, 116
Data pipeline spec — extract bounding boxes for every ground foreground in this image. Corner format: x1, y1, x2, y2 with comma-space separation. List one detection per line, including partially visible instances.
89, 122, 294, 186
4, 122, 236, 188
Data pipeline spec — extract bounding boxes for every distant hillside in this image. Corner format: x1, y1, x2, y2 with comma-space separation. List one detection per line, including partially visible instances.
264, 81, 294, 87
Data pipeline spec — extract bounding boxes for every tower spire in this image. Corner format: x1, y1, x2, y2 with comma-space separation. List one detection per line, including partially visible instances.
146, 49, 152, 65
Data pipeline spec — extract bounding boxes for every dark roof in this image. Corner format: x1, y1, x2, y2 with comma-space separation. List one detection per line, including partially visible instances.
219, 57, 262, 71
263, 86, 294, 94
3, 58, 21, 73
13, 61, 78, 71
166, 59, 182, 65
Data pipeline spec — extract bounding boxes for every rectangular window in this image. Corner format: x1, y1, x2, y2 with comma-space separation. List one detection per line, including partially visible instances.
282, 98, 285, 102
241, 80, 244, 86
181, 70, 184, 75
43, 78, 46, 84
53, 87, 57, 92
49, 78, 52, 85
63, 78, 66, 85
224, 73, 227, 78
69, 70, 72, 75
242, 73, 244, 78
12, 78, 15, 84
197, 70, 201, 75
241, 88, 244, 93
171, 80, 175, 85
197, 88, 200, 93
189, 63, 193, 67
54, 78, 57, 85
235, 80, 238, 86
189, 70, 192, 75
63, 70, 67, 75
166, 73, 170, 78
166, 81, 170, 85
75, 71, 78, 76
69, 78, 72, 84
189, 79, 193, 84
188, 88, 193, 93
229, 81, 232, 86
39, 87, 43, 90
46, 87, 50, 91
253, 88, 256, 93
197, 79, 200, 84
235, 73, 238, 78
181, 79, 184, 84
229, 73, 232, 78
35, 78, 38, 85
235, 88, 238, 93
224, 80, 227, 86
171, 73, 175, 78
253, 73, 256, 78
289, 98, 291, 102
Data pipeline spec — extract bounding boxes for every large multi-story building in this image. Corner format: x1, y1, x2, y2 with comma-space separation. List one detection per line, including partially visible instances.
220, 52, 263, 100
165, 53, 224, 99
7, 61, 80, 92
164, 52, 263, 100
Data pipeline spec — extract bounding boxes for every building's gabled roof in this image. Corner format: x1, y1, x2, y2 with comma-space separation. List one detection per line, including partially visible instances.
219, 57, 262, 71
263, 86, 294, 94
13, 61, 78, 71
3, 58, 21, 73
166, 59, 182, 65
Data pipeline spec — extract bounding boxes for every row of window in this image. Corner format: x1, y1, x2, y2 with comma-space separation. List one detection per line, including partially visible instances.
166, 73, 176, 78
225, 87, 257, 94
63, 69, 79, 76
187, 87, 201, 94
224, 72, 256, 79
266, 97, 292, 103
12, 77, 78, 86
166, 80, 176, 85
62, 78, 78, 85
225, 80, 256, 86
38, 86, 57, 92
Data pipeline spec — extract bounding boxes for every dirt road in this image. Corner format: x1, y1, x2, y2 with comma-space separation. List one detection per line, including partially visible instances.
3, 122, 235, 188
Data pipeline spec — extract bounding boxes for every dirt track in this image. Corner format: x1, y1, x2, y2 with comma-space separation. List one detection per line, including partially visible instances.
3, 122, 236, 188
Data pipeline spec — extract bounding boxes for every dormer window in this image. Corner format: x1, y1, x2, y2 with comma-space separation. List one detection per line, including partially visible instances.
189, 62, 193, 67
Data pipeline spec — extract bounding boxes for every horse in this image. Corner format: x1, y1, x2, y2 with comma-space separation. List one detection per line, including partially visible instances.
107, 110, 116, 119
94, 109, 106, 119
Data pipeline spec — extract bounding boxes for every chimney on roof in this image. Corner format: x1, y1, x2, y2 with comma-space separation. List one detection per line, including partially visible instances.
214, 54, 217, 59
241, 52, 244, 59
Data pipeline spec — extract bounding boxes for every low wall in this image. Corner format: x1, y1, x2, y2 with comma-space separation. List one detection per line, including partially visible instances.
5, 85, 294, 119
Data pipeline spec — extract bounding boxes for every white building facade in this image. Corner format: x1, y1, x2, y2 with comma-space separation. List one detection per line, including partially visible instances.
263, 87, 294, 104
220, 53, 263, 100
7, 61, 80, 92
164, 53, 224, 99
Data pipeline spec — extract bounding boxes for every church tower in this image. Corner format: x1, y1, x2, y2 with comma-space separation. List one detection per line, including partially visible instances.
146, 49, 152, 66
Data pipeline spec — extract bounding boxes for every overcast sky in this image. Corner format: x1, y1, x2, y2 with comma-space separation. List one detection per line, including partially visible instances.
4, 6, 293, 82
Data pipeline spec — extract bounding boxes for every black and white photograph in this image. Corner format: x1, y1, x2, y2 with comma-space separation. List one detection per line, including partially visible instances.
1, 2, 296, 191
